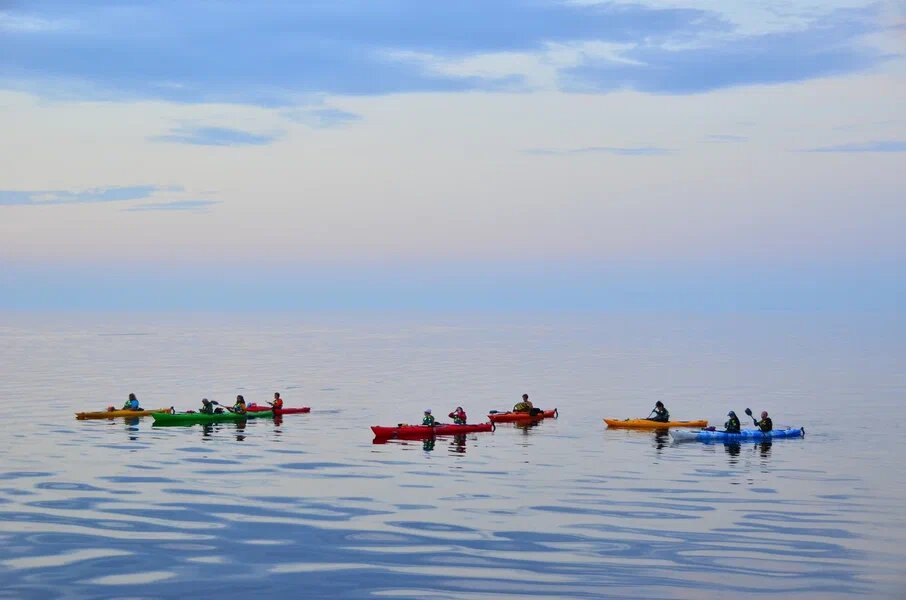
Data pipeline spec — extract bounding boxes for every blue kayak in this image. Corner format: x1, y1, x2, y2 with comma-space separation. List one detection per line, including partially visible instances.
670, 427, 805, 443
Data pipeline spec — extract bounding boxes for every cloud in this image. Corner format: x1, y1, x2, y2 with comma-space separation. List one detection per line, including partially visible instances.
282, 107, 362, 128
0, 185, 162, 206
800, 140, 906, 153
0, 2, 890, 104
703, 134, 748, 143
123, 200, 220, 212
151, 126, 281, 146
525, 146, 673, 156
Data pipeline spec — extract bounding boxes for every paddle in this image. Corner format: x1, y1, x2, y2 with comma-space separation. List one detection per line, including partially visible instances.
744, 407, 759, 426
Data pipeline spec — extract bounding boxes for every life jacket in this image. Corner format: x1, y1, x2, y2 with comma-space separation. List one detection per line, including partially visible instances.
233, 402, 246, 414
653, 406, 670, 421
422, 415, 436, 426
123, 399, 139, 410
757, 417, 773, 432
725, 416, 741, 433
200, 404, 214, 415
449, 410, 467, 424
273, 398, 284, 410
513, 402, 532, 412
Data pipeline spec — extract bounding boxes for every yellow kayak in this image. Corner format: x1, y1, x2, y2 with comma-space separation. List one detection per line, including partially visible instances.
76, 408, 171, 420
604, 418, 708, 429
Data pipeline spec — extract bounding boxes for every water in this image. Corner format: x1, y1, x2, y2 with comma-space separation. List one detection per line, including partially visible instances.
0, 312, 904, 599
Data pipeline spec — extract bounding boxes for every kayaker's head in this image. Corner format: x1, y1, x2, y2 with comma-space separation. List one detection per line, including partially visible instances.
274, 392, 281, 399
424, 409, 432, 415
655, 401, 664, 408
727, 410, 737, 417
761, 411, 769, 418
128, 393, 137, 401
522, 394, 529, 400
456, 406, 463, 412
236, 395, 245, 404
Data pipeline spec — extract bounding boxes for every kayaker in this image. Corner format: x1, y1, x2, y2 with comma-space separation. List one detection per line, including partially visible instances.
422, 409, 436, 426
513, 394, 534, 413
199, 398, 215, 415
122, 393, 141, 411
647, 401, 669, 423
269, 392, 284, 411
448, 406, 467, 424
230, 395, 247, 415
724, 411, 741, 434
754, 410, 773, 432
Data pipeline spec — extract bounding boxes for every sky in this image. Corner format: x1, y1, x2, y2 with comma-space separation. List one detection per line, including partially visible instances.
1, 0, 904, 311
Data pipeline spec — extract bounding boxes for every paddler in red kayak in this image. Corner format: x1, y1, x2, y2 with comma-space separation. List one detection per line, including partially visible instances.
269, 392, 284, 411
448, 406, 467, 424
422, 409, 436, 426
513, 394, 543, 416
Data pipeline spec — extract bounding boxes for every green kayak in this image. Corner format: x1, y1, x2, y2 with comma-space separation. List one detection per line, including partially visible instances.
152, 410, 273, 425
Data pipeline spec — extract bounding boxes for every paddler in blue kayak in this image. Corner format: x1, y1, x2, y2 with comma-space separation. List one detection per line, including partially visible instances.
422, 409, 436, 426
448, 406, 467, 424
724, 411, 741, 433
647, 401, 669, 423
747, 409, 773, 432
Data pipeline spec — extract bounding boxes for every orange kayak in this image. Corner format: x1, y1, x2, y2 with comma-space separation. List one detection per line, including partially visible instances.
76, 408, 171, 420
604, 418, 708, 429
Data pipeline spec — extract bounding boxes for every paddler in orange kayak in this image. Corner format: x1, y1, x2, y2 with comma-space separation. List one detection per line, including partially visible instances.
513, 394, 543, 416
646, 401, 670, 423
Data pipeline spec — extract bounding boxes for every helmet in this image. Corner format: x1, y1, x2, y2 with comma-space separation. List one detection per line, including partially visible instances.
728, 411, 736, 416
424, 409, 431, 414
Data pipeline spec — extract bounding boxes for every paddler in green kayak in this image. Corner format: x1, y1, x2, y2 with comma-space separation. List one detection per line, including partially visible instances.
646, 401, 669, 423
228, 395, 248, 415
199, 398, 216, 415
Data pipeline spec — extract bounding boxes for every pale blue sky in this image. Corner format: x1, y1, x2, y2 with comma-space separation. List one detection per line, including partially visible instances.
1, 1, 904, 310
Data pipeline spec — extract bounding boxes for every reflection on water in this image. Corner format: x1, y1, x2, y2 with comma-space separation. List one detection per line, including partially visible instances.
1, 313, 905, 599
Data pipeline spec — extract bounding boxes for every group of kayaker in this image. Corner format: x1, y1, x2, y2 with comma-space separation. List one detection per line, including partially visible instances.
420, 394, 544, 426
647, 402, 773, 433
116, 392, 285, 416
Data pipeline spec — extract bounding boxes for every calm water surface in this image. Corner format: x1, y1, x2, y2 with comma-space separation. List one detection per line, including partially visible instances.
0, 312, 904, 599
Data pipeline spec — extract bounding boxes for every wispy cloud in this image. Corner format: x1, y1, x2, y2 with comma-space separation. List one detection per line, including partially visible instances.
0, 3, 890, 104
0, 185, 162, 206
525, 146, 673, 156
283, 107, 361, 128
124, 200, 220, 212
800, 140, 906, 153
151, 126, 281, 146
703, 134, 748, 143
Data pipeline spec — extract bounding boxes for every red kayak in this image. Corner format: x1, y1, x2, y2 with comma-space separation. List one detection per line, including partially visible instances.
247, 404, 311, 415
488, 409, 558, 423
371, 422, 495, 438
